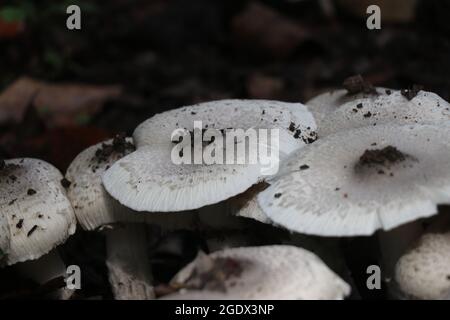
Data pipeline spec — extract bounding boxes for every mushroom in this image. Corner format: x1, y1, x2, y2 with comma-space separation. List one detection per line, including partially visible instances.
0, 158, 76, 298
257, 123, 450, 282
317, 89, 450, 137
65, 135, 199, 299
394, 232, 450, 299
159, 245, 350, 300
102, 99, 317, 213
258, 123, 450, 236
306, 87, 389, 132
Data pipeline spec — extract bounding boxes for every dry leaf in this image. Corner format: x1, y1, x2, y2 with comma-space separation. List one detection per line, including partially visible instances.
0, 77, 122, 126
231, 2, 307, 58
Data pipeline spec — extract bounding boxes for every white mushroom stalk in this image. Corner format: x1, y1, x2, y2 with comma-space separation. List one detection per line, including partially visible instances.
313, 88, 450, 137
160, 245, 350, 300
0, 158, 76, 298
258, 124, 450, 237
106, 224, 155, 300
395, 232, 450, 300
102, 99, 317, 212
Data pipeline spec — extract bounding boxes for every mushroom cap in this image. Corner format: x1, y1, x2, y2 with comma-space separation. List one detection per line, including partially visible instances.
395, 232, 450, 300
161, 245, 350, 300
319, 89, 450, 137
0, 211, 10, 263
66, 138, 199, 231
0, 158, 76, 265
103, 99, 317, 212
258, 124, 450, 236
306, 88, 388, 131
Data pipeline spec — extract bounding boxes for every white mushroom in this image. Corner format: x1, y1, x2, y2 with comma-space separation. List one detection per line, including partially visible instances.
0, 158, 76, 298
306, 87, 389, 132
258, 124, 450, 236
318, 89, 450, 137
103, 99, 317, 212
395, 232, 450, 299
66, 136, 198, 299
160, 245, 350, 300
0, 158, 76, 264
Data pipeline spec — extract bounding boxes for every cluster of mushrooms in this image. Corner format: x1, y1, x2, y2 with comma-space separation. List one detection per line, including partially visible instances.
1, 75, 450, 300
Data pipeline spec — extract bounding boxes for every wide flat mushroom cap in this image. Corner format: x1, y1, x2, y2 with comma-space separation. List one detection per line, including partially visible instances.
395, 232, 450, 300
103, 100, 317, 212
306, 88, 387, 131
133, 99, 317, 149
258, 124, 450, 236
320, 90, 450, 137
161, 245, 350, 300
0, 211, 10, 262
0, 158, 76, 265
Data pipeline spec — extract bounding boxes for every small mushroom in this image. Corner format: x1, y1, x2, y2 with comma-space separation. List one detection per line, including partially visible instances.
0, 158, 76, 298
258, 124, 450, 236
0, 158, 76, 264
160, 245, 350, 300
102, 99, 317, 212
394, 232, 450, 300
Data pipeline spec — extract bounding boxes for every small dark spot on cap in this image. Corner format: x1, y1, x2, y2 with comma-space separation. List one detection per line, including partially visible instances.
16, 219, 24, 229
356, 103, 363, 109
27, 225, 38, 237
27, 189, 37, 196
363, 111, 372, 118
274, 193, 282, 198
299, 165, 310, 170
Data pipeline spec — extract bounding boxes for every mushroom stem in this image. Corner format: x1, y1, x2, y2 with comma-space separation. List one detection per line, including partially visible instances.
15, 249, 74, 300
105, 223, 155, 300
378, 221, 424, 283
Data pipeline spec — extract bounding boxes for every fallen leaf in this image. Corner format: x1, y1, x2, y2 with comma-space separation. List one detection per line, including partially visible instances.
0, 77, 122, 127
231, 2, 307, 58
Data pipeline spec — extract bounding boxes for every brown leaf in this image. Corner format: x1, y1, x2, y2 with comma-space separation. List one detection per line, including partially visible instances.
231, 2, 307, 58
0, 77, 122, 126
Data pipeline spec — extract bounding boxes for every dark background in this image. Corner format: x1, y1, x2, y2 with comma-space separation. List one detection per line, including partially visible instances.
0, 0, 449, 299
0, 0, 449, 172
